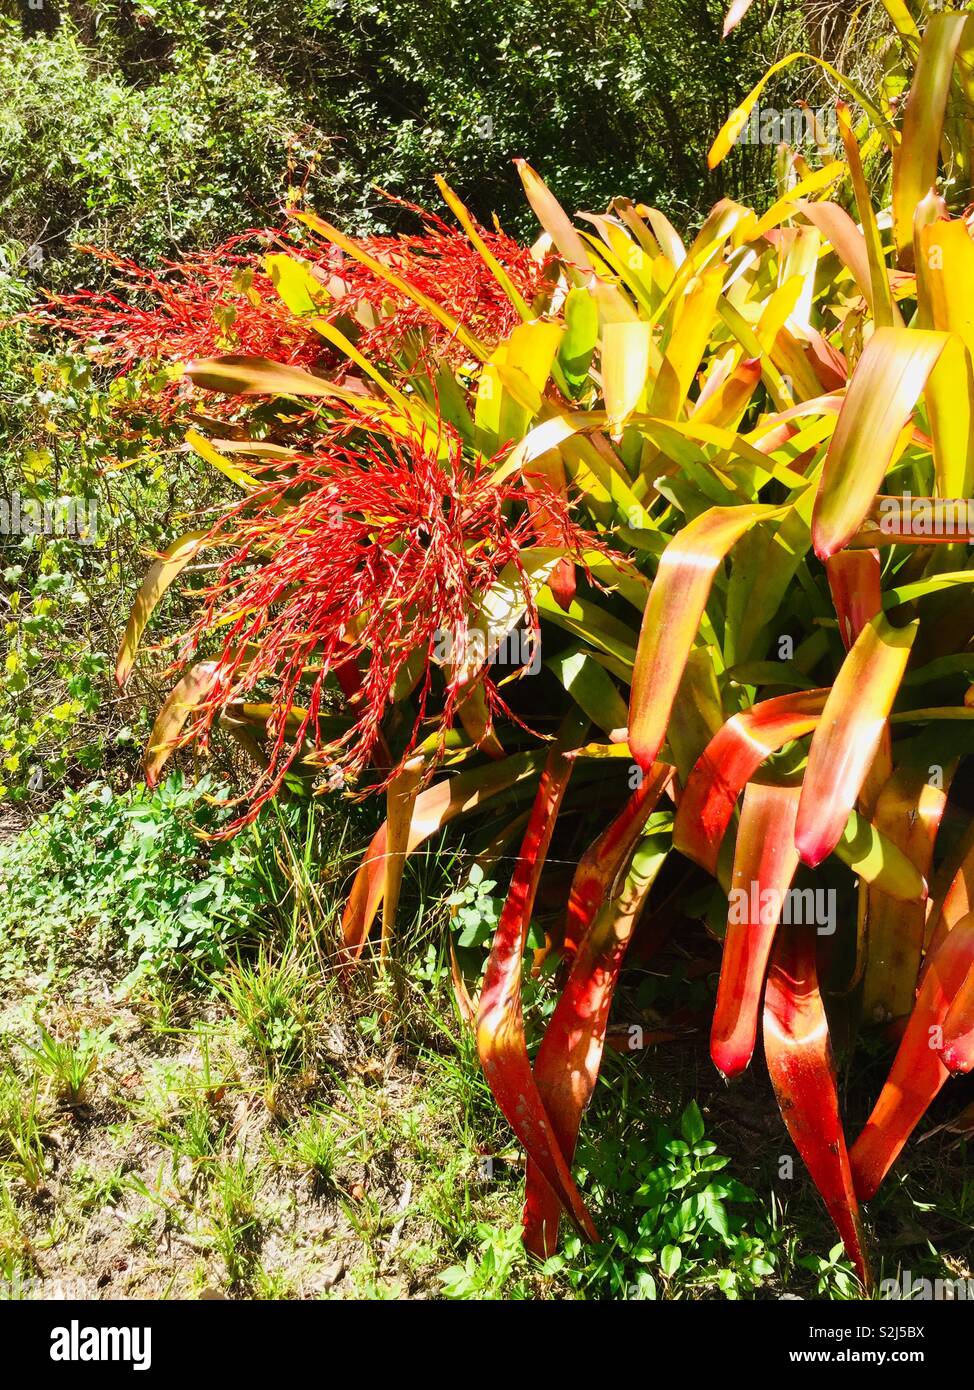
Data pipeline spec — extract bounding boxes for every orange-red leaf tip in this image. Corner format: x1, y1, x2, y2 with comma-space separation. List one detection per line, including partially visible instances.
795, 833, 830, 869
630, 745, 658, 776
849, 1151, 882, 1204
721, 0, 756, 38
941, 1042, 970, 1073
812, 530, 840, 563
710, 1036, 752, 1081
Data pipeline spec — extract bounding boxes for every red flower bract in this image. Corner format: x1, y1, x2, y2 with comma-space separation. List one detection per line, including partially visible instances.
28, 205, 545, 406
29, 233, 322, 412
179, 410, 588, 826
303, 203, 545, 365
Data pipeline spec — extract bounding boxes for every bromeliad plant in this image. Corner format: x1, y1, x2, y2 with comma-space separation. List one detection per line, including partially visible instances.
34, 10, 974, 1288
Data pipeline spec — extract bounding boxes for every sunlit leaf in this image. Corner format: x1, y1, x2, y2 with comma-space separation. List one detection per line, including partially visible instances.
477, 712, 599, 1242
629, 504, 784, 772
795, 614, 917, 868
812, 328, 948, 560
144, 662, 219, 787
116, 530, 209, 687
851, 914, 974, 1200
764, 922, 870, 1287
891, 13, 970, 268
712, 783, 801, 1080
525, 826, 670, 1255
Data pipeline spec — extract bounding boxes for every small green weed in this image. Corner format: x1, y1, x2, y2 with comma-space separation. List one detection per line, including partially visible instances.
211, 942, 314, 1080
20, 1022, 113, 1107
0, 1069, 47, 1190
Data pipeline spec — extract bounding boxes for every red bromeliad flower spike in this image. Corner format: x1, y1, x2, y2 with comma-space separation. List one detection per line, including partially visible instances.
155, 411, 596, 831
30, 234, 324, 414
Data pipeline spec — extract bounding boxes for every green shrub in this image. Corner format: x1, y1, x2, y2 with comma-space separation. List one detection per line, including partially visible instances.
286, 0, 781, 233
439, 1103, 787, 1299
0, 766, 375, 981
0, 337, 237, 805
1, 0, 802, 287
0, 17, 331, 285
0, 774, 281, 979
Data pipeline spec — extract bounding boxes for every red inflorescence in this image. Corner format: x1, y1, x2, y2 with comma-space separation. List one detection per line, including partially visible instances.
28, 204, 545, 404
30, 232, 324, 411
177, 407, 588, 828
28, 202, 563, 825
301, 201, 545, 366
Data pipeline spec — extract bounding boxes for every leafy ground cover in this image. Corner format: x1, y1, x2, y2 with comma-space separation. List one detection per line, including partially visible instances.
0, 782, 971, 1300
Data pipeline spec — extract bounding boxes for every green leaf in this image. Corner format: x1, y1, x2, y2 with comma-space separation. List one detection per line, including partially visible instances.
681, 1100, 706, 1145
558, 288, 599, 398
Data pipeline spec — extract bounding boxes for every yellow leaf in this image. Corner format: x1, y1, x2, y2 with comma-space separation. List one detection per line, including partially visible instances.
602, 322, 652, 439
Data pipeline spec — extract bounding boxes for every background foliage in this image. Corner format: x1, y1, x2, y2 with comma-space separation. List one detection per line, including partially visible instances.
0, 0, 809, 808
1, 0, 807, 284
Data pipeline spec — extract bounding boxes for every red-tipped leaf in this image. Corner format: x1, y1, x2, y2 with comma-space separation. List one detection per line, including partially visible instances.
941, 967, 974, 1073
795, 614, 916, 868
764, 922, 871, 1286
564, 764, 674, 958
851, 914, 974, 1201
524, 827, 670, 1256
811, 328, 948, 560
712, 782, 801, 1079
674, 691, 827, 874
477, 713, 599, 1242
629, 504, 782, 771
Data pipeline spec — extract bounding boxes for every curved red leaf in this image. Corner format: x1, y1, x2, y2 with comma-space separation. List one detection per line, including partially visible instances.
712, 782, 801, 1079
524, 816, 670, 1256
795, 614, 916, 868
477, 715, 599, 1243
851, 914, 974, 1201
674, 691, 827, 874
563, 764, 674, 959
764, 922, 871, 1287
